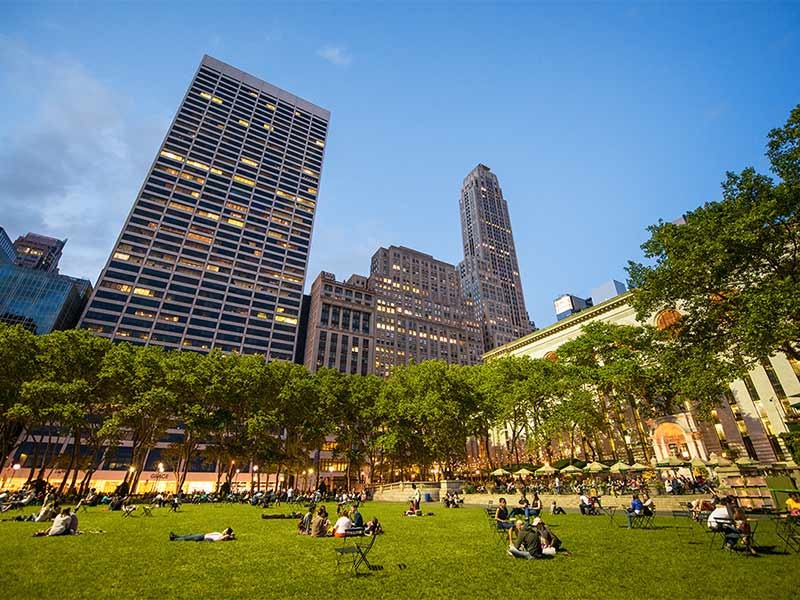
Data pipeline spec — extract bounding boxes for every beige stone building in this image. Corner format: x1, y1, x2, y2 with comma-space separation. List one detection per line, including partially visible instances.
483, 291, 800, 465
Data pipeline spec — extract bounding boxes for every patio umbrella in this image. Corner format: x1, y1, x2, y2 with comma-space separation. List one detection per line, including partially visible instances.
706, 453, 733, 467
609, 461, 631, 474
490, 468, 510, 476
735, 457, 757, 467
514, 468, 534, 477
657, 455, 686, 468
627, 462, 650, 472
689, 457, 708, 469
560, 465, 583, 476
584, 461, 609, 473
534, 464, 557, 476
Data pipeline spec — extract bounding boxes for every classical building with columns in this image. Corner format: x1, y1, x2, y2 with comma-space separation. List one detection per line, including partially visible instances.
482, 291, 800, 465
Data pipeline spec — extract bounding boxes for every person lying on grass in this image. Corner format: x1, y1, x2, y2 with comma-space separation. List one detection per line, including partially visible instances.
169, 527, 235, 542
33, 507, 78, 537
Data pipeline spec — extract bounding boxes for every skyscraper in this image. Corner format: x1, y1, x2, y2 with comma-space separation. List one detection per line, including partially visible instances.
459, 164, 531, 351
13, 232, 65, 272
79, 56, 329, 360
0, 227, 16, 264
370, 245, 483, 377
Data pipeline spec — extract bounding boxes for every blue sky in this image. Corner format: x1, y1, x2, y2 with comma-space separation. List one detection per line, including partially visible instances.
1, 2, 798, 327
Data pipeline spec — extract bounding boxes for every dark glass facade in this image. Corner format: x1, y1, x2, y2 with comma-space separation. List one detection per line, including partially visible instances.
79, 55, 329, 360
0, 264, 91, 334
0, 227, 16, 264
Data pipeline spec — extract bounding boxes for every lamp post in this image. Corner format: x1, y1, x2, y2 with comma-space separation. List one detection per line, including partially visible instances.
253, 465, 259, 493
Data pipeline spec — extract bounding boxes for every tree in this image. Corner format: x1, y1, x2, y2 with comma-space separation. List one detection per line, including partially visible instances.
98, 344, 175, 492
0, 325, 39, 469
628, 103, 800, 370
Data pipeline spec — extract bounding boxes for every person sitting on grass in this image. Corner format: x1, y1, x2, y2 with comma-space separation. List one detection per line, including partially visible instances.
298, 504, 315, 535
403, 500, 418, 516
507, 520, 544, 560
332, 508, 353, 538
624, 494, 644, 528
550, 500, 566, 515
169, 527, 235, 542
495, 497, 515, 542
364, 517, 383, 535
310, 506, 330, 537
33, 507, 77, 537
533, 517, 566, 555
351, 504, 364, 528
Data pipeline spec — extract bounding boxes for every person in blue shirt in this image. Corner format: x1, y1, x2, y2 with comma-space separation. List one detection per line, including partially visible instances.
625, 494, 644, 529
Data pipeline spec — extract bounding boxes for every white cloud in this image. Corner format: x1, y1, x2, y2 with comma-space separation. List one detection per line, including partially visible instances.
0, 37, 168, 283
316, 45, 352, 67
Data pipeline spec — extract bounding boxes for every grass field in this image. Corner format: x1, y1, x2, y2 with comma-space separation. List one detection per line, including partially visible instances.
3, 501, 798, 599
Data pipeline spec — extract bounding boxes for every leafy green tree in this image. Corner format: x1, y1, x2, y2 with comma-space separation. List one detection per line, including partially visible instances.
0, 325, 39, 471
628, 104, 800, 370
98, 344, 175, 492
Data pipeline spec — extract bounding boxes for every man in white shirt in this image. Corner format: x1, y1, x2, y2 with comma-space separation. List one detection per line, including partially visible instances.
170, 527, 235, 542
332, 510, 354, 538
579, 494, 593, 515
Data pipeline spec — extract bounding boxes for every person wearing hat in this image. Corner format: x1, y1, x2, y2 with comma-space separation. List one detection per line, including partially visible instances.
169, 527, 235, 542
507, 520, 544, 560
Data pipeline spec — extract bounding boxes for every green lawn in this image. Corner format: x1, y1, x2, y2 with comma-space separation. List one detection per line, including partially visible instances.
3, 502, 797, 599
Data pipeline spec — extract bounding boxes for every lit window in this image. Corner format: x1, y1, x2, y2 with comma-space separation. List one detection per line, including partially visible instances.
265, 103, 276, 110
248, 91, 258, 98
240, 158, 259, 167
186, 160, 209, 171
238, 119, 250, 127
267, 231, 286, 240
113, 252, 131, 261
225, 201, 248, 212
307, 188, 317, 195
302, 168, 318, 177
199, 91, 212, 100
210, 167, 224, 176
210, 96, 223, 105
160, 150, 184, 162
197, 210, 219, 220
134, 310, 155, 319
133, 287, 154, 297
187, 232, 212, 244
275, 315, 298, 325
206, 264, 220, 272
263, 123, 272, 130
256, 312, 268, 319
226, 218, 244, 228
160, 315, 180, 322
168, 201, 193, 213
233, 175, 255, 187
314, 140, 325, 147
276, 190, 296, 200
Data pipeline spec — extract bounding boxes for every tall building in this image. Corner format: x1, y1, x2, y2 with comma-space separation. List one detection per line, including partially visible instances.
370, 246, 483, 377
304, 271, 375, 375
0, 227, 16, 264
458, 164, 531, 351
13, 232, 65, 272
79, 56, 330, 360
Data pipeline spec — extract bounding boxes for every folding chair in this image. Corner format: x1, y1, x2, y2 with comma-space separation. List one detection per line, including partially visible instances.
334, 530, 381, 574
776, 516, 800, 554
671, 509, 695, 538
142, 505, 154, 517
122, 505, 137, 517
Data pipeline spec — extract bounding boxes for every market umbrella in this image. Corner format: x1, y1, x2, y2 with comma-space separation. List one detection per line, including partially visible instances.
690, 457, 708, 469
584, 461, 609, 473
706, 453, 733, 467
534, 464, 558, 476
657, 455, 686, 468
735, 457, 757, 467
514, 468, 534, 477
609, 461, 631, 474
627, 462, 650, 472
490, 468, 511, 476
560, 465, 583, 475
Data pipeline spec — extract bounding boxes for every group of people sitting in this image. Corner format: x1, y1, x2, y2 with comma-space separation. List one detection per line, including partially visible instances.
32, 507, 79, 537
296, 503, 382, 538
577, 493, 603, 515
443, 491, 463, 508
505, 512, 566, 560
706, 496, 757, 555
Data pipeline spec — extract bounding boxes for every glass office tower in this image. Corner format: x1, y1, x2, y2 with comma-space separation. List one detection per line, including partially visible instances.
79, 55, 330, 360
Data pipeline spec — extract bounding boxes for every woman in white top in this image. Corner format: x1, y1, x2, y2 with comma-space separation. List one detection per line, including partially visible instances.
332, 510, 353, 538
